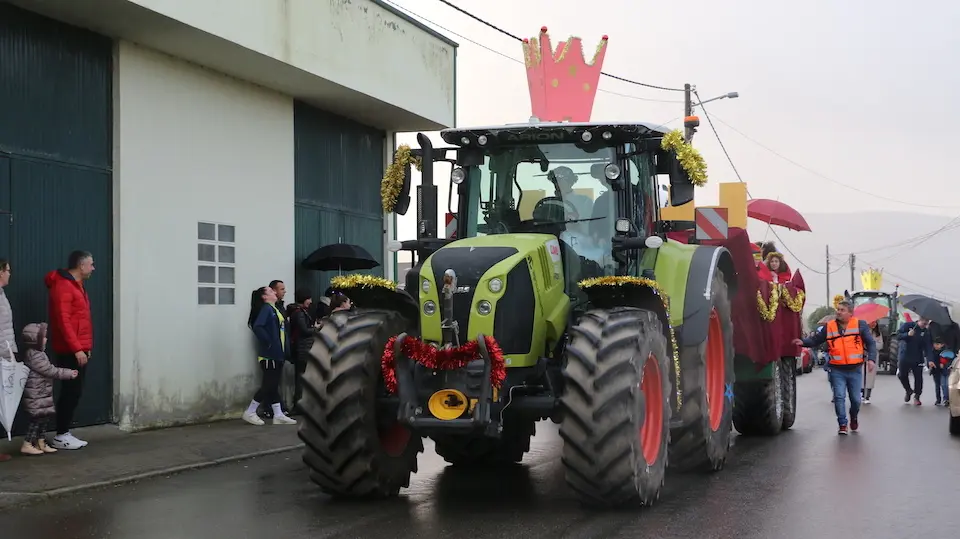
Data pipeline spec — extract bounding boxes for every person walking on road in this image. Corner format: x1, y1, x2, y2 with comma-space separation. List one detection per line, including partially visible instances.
897, 317, 933, 405
862, 321, 882, 404
931, 337, 955, 406
45, 250, 95, 450
794, 300, 877, 435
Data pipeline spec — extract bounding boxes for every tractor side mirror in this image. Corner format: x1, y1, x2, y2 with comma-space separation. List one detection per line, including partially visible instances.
658, 150, 694, 206
395, 162, 412, 215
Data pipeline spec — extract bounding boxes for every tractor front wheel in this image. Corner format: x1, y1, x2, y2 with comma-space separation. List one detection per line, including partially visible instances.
560, 307, 672, 507
780, 357, 797, 430
298, 309, 423, 498
669, 270, 735, 473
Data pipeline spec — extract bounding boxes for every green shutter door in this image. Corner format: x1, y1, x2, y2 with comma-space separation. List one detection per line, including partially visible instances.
294, 102, 385, 299
0, 4, 113, 431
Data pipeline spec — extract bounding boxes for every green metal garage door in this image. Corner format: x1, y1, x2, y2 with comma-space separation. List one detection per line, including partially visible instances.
0, 4, 113, 432
294, 102, 386, 300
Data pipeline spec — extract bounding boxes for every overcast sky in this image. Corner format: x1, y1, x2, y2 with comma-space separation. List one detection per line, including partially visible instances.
388, 0, 960, 301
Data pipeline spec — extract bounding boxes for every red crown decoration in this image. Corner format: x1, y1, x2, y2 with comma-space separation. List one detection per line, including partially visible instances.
522, 26, 608, 122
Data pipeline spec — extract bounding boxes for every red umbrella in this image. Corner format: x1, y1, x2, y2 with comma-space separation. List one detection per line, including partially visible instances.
747, 199, 812, 232
854, 303, 890, 324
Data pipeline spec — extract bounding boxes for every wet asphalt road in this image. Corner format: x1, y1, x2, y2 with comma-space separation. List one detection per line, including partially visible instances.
3, 373, 957, 539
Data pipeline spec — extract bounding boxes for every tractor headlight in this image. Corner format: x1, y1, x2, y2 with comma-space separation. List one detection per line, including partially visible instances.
477, 135, 488, 146
422, 279, 431, 293
450, 167, 466, 184
488, 278, 503, 293
477, 300, 492, 316
423, 301, 437, 315
604, 163, 621, 180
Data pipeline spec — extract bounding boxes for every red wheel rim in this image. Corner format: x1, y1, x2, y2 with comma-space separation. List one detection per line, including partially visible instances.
379, 424, 411, 457
639, 352, 664, 465
706, 308, 725, 431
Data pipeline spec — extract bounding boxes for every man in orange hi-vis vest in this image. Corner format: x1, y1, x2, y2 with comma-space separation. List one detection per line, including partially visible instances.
794, 300, 878, 435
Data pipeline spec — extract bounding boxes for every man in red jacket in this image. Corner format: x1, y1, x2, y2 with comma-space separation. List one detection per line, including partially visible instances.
45, 250, 95, 450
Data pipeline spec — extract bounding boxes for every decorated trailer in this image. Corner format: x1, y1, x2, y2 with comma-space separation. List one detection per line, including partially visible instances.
295, 27, 803, 508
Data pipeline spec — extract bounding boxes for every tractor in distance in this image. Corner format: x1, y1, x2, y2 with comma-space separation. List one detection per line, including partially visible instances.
846, 270, 901, 374
297, 120, 759, 508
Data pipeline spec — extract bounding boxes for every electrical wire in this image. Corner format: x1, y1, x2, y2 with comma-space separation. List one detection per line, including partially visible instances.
382, 0, 684, 104
435, 0, 687, 92
705, 113, 960, 210
857, 257, 959, 304
696, 93, 831, 275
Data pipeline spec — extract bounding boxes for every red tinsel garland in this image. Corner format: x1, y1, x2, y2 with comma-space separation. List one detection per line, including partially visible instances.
381, 335, 507, 394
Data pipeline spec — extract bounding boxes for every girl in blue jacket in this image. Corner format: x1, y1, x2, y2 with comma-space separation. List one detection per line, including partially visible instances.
242, 286, 296, 426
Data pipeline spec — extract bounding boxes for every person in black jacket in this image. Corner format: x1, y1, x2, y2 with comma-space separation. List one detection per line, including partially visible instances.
930, 320, 960, 356
286, 287, 319, 413
898, 318, 935, 405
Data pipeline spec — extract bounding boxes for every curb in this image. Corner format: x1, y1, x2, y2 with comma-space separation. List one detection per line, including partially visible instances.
0, 442, 304, 510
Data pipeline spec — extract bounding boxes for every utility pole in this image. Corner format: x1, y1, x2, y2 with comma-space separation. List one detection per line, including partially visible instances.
849, 253, 856, 292
825, 245, 831, 306
683, 83, 698, 142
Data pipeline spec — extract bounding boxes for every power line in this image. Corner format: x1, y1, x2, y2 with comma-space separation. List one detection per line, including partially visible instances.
858, 257, 959, 304
705, 113, 960, 210
696, 93, 828, 276
434, 0, 687, 93
383, 0, 683, 104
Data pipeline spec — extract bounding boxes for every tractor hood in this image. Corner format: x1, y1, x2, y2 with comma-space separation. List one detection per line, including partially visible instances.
416, 233, 569, 367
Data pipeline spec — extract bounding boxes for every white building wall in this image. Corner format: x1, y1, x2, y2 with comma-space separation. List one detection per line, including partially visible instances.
126, 0, 455, 128
113, 41, 295, 429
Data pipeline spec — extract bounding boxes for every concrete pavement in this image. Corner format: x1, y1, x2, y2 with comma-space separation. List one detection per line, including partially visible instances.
0, 419, 302, 509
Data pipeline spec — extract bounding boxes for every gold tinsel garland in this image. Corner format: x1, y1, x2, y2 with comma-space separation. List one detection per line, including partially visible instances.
578, 276, 682, 409
381, 145, 422, 214
756, 286, 780, 322
661, 130, 708, 187
832, 294, 845, 310
330, 274, 397, 292
781, 286, 806, 313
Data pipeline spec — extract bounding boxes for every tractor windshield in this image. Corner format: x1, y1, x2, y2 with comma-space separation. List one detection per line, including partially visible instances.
464, 144, 618, 267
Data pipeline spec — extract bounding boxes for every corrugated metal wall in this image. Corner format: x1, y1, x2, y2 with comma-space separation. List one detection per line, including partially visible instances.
294, 101, 386, 299
0, 3, 113, 431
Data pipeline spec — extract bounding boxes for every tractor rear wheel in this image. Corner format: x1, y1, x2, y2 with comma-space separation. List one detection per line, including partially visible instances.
732, 359, 784, 436
433, 420, 536, 466
298, 309, 423, 498
780, 357, 797, 430
560, 307, 672, 507
669, 270, 735, 472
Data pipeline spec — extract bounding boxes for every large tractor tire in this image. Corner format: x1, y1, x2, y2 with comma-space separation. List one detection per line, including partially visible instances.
732, 358, 784, 436
780, 357, 797, 430
559, 307, 672, 507
668, 270, 735, 473
298, 309, 423, 498
950, 414, 960, 436
433, 420, 536, 467
885, 338, 900, 374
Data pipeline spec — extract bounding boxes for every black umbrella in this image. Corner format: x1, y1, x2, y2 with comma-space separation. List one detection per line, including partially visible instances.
302, 243, 380, 272
899, 294, 952, 326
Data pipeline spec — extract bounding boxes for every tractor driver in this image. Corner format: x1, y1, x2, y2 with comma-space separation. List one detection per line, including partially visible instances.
548, 166, 593, 227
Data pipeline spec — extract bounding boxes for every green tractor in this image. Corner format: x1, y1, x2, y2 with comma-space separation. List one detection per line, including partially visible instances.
847, 287, 901, 374
298, 122, 739, 507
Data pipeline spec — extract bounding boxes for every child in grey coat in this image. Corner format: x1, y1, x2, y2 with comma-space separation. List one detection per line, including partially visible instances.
20, 323, 77, 455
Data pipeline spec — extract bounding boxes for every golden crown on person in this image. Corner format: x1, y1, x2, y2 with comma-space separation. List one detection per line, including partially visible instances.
860, 268, 883, 291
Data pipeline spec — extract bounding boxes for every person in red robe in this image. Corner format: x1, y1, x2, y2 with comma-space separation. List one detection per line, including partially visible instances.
757, 251, 792, 283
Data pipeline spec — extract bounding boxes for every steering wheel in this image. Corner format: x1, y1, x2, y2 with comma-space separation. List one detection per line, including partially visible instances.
531, 196, 578, 223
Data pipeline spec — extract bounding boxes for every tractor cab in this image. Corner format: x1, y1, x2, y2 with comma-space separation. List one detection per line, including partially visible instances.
396, 121, 696, 302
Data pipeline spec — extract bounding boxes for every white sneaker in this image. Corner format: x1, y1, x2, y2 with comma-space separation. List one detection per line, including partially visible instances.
273, 414, 297, 425
242, 412, 265, 426
863, 398, 871, 404
49, 433, 86, 450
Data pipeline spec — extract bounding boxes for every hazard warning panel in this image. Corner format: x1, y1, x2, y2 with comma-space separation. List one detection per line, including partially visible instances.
695, 207, 729, 241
